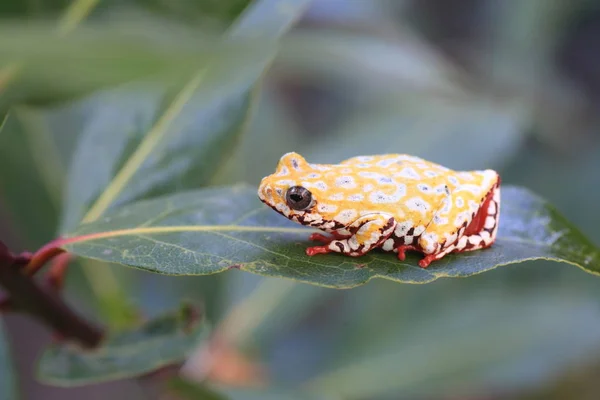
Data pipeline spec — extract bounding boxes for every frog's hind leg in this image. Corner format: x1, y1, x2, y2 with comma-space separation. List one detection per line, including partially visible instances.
418, 178, 500, 268
306, 214, 396, 257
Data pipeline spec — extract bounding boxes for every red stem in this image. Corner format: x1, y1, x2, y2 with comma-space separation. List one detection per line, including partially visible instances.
0, 238, 104, 348
24, 237, 68, 276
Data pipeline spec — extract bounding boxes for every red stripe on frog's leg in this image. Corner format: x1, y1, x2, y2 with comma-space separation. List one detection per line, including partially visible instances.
309, 232, 351, 244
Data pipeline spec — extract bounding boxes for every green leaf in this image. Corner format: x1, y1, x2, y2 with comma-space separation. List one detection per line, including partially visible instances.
0, 320, 18, 400
59, 0, 312, 232
0, 21, 257, 104
0, 111, 63, 247
61, 184, 600, 288
138, 0, 252, 28
168, 378, 328, 400
37, 304, 210, 386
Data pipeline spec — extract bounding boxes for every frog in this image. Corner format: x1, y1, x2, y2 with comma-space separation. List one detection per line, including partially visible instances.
257, 152, 501, 268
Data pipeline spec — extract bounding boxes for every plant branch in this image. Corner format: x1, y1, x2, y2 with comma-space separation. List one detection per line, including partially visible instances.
0, 241, 103, 348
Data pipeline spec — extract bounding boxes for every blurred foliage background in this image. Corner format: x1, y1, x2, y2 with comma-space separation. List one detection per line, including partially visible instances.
1, 0, 600, 399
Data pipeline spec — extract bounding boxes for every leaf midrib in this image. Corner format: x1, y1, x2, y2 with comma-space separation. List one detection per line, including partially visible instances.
66, 225, 312, 245
66, 224, 561, 252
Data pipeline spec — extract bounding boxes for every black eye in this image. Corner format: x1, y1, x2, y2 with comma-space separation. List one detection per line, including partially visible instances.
285, 186, 313, 211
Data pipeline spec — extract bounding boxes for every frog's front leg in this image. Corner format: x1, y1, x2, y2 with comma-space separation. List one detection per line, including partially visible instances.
414, 178, 500, 268
308, 230, 351, 244
306, 214, 396, 257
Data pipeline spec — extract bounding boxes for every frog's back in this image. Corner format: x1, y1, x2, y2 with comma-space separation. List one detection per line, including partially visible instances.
332, 154, 453, 225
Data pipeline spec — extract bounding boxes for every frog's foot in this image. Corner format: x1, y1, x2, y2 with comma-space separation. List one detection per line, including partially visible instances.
395, 245, 420, 261
306, 245, 332, 256
396, 249, 438, 268
308, 232, 351, 244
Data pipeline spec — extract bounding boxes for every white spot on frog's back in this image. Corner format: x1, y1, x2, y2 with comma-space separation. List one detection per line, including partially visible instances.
347, 193, 364, 202
447, 176, 459, 186
458, 172, 475, 181
309, 164, 331, 171
424, 170, 438, 178
302, 181, 328, 191
276, 166, 289, 176
328, 193, 345, 201
417, 183, 431, 194
363, 183, 374, 193
335, 209, 358, 224
404, 197, 431, 216
433, 215, 448, 225
456, 184, 483, 196
433, 184, 449, 195
394, 167, 421, 180
358, 171, 377, 178
316, 203, 337, 213
335, 176, 357, 189
376, 157, 402, 167
455, 196, 464, 208
276, 179, 296, 187
369, 184, 406, 204
304, 172, 321, 179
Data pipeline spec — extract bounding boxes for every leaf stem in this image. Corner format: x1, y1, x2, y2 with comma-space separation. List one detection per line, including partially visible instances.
0, 242, 103, 348
24, 238, 68, 276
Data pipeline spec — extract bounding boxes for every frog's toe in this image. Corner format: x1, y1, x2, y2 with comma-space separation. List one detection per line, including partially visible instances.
306, 245, 331, 256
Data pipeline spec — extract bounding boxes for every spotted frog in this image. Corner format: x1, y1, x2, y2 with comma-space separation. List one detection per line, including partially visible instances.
258, 152, 501, 268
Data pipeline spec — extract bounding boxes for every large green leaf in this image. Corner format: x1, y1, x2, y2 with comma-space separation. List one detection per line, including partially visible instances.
59, 0, 312, 232
37, 304, 209, 386
0, 320, 17, 400
60, 184, 600, 288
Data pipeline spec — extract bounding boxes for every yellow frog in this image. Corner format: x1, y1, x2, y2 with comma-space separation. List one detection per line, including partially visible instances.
258, 152, 500, 268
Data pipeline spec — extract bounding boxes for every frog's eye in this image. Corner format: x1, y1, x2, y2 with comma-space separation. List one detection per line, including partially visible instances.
285, 186, 313, 211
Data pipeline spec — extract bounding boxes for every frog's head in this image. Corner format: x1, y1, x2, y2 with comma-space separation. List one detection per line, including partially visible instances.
258, 152, 337, 229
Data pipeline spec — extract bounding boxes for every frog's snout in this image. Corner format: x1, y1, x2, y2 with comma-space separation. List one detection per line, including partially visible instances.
257, 177, 272, 203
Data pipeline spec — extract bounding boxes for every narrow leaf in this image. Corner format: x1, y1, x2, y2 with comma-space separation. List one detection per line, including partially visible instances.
37, 304, 209, 386
0, 112, 62, 247
60, 0, 312, 232
62, 184, 600, 288
0, 320, 17, 400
